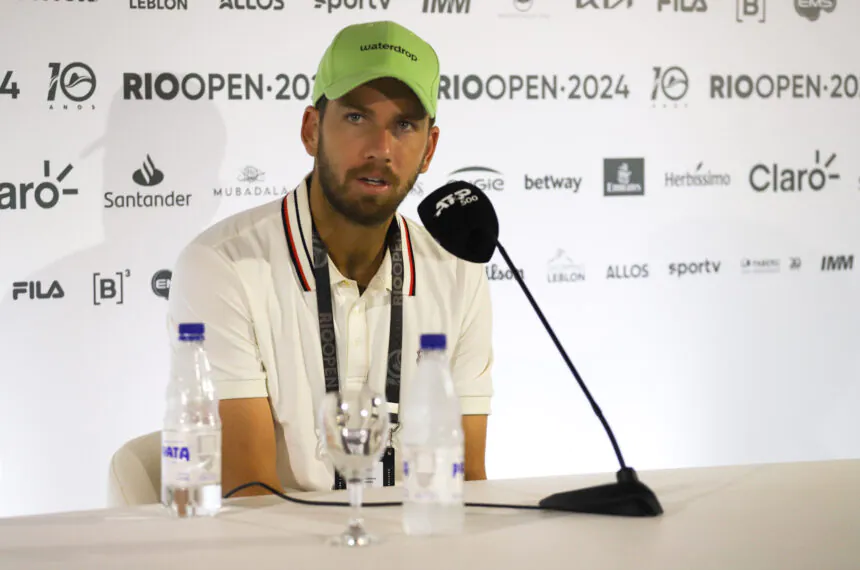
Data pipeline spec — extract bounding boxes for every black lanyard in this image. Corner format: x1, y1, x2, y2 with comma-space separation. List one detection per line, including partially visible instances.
310, 213, 403, 490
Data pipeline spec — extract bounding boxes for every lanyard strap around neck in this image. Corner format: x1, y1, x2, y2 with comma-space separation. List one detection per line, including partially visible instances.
310, 218, 405, 415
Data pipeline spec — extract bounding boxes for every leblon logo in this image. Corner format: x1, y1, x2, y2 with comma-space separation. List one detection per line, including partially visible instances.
749, 150, 840, 193
219, 0, 285, 9
0, 160, 78, 211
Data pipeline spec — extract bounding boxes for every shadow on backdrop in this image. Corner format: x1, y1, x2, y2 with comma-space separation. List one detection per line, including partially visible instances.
0, 87, 227, 517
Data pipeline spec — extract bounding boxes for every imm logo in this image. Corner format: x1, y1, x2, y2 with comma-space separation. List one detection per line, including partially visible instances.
821, 255, 853, 271
423, 0, 469, 12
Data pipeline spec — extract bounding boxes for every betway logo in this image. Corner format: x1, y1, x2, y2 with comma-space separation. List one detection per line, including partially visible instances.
359, 43, 418, 62
423, 0, 469, 13
524, 174, 581, 192
821, 255, 853, 271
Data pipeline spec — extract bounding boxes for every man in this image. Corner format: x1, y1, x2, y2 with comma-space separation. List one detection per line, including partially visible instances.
166, 20, 494, 498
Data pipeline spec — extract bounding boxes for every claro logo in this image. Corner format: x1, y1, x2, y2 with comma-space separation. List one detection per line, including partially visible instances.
0, 160, 78, 210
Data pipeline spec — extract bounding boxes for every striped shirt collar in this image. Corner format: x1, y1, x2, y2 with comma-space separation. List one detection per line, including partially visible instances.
281, 174, 416, 296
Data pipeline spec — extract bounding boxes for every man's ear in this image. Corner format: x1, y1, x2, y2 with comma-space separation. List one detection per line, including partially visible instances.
300, 106, 320, 157
419, 124, 440, 174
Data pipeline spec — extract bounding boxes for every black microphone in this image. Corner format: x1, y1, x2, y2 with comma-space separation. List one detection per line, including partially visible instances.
417, 181, 663, 517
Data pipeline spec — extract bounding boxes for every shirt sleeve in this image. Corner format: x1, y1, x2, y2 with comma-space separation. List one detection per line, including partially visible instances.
449, 261, 494, 416
166, 242, 268, 400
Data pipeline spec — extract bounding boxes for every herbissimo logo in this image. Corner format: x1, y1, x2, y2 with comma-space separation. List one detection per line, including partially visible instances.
105, 154, 191, 209
749, 150, 840, 193
0, 160, 78, 211
665, 162, 731, 188
448, 166, 504, 191
213, 166, 289, 199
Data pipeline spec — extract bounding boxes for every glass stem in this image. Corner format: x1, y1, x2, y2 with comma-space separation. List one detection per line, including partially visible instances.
347, 478, 364, 528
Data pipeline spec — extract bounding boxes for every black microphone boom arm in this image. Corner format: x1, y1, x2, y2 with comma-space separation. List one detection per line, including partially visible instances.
495, 242, 663, 517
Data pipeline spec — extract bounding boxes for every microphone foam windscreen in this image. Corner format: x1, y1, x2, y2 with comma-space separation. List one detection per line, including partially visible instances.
417, 181, 499, 264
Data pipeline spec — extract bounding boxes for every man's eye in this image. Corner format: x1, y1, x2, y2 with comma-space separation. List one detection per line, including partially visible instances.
346, 113, 363, 122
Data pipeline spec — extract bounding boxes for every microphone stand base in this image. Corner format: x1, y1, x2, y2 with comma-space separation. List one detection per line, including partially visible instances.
538, 467, 664, 517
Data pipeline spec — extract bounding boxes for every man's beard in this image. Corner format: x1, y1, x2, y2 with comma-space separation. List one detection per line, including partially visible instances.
316, 140, 422, 227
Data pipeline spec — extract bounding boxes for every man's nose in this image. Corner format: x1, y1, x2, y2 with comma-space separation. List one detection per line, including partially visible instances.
363, 125, 393, 162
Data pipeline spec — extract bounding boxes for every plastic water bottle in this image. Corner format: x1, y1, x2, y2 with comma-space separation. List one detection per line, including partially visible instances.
400, 333, 465, 535
161, 323, 222, 517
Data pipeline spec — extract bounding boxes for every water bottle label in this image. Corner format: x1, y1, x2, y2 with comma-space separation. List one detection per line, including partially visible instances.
402, 447, 465, 505
161, 430, 221, 488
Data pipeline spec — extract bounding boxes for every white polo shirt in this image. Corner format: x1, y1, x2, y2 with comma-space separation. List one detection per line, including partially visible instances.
166, 175, 494, 492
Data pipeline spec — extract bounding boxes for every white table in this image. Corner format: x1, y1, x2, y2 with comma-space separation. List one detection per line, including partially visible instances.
1, 459, 858, 570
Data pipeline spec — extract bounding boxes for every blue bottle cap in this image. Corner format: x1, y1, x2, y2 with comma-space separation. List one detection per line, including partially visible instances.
420, 333, 446, 350
178, 323, 205, 341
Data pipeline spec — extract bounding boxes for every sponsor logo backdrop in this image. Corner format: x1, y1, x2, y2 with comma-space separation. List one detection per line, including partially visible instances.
0, 0, 858, 517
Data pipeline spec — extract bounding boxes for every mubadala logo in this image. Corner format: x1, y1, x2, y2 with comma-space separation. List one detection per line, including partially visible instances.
524, 174, 581, 192
665, 162, 731, 188
213, 166, 289, 199
105, 155, 192, 209
547, 250, 585, 283
0, 160, 78, 211
448, 166, 504, 191
749, 150, 840, 192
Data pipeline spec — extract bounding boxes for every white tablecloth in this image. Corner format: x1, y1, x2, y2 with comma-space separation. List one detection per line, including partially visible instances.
1, 459, 858, 570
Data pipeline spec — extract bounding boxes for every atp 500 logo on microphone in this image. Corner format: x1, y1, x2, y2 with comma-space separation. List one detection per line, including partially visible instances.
433, 185, 479, 217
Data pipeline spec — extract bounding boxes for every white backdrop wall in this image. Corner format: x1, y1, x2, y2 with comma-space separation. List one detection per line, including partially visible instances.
1, 0, 858, 518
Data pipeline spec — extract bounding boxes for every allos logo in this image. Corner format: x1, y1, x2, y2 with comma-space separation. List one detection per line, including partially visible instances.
0, 160, 78, 211
749, 150, 840, 192
104, 155, 191, 209
795, 0, 835, 21
423, 0, 469, 12
669, 259, 721, 278
607, 264, 649, 279
434, 185, 479, 218
316, 0, 390, 12
448, 166, 504, 192
658, 0, 707, 11
219, 0, 285, 9
12, 281, 64, 301
821, 255, 853, 271
47, 62, 96, 111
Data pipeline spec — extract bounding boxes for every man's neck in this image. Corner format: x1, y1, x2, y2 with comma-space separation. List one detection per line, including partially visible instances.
308, 174, 392, 289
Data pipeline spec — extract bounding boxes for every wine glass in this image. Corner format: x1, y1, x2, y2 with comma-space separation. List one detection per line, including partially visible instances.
318, 385, 390, 547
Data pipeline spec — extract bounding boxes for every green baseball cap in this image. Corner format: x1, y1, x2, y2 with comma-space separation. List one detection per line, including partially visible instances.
312, 20, 440, 119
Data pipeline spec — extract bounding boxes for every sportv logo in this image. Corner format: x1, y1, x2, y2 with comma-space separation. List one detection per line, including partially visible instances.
359, 43, 418, 62
0, 160, 78, 211
749, 150, 840, 192
669, 259, 721, 278
316, 0, 390, 12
